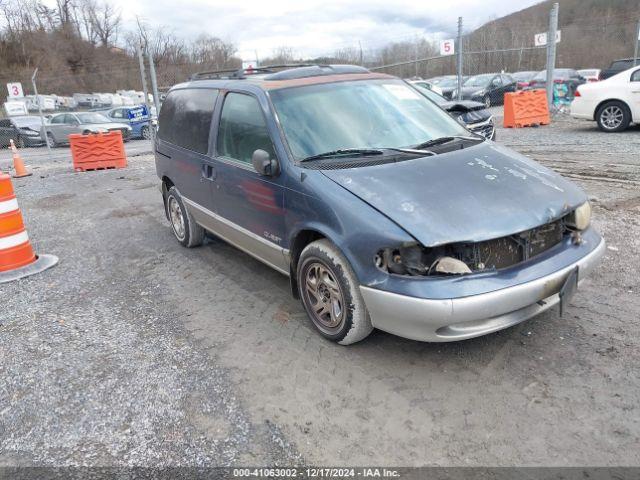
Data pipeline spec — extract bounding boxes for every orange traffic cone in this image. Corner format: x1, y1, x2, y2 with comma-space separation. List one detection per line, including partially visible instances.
0, 172, 57, 283
9, 139, 32, 178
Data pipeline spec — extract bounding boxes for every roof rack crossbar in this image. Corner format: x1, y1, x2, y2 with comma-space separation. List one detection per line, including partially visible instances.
190, 63, 327, 81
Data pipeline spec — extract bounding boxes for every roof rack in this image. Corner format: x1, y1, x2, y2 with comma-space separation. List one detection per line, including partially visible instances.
190, 63, 318, 81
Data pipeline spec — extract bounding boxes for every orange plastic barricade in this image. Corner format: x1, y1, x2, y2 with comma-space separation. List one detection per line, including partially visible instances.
69, 131, 127, 172
503, 89, 550, 128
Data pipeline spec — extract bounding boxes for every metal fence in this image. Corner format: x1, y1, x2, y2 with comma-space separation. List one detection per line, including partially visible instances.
1, 2, 640, 164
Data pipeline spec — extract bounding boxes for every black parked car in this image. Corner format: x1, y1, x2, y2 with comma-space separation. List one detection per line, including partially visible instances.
0, 116, 45, 148
600, 58, 640, 80
527, 69, 585, 97
456, 73, 517, 107
411, 82, 495, 140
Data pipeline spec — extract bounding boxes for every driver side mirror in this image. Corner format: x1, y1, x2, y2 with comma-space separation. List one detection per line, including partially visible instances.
252, 149, 279, 176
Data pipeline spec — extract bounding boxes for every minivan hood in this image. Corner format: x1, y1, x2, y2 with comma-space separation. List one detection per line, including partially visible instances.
321, 142, 586, 247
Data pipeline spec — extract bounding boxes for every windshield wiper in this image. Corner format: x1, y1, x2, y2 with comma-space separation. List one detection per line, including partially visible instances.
300, 148, 384, 162
413, 135, 482, 150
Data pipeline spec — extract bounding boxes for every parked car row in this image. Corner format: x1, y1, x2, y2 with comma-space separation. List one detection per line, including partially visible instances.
425, 68, 590, 106
4, 90, 154, 115
0, 105, 154, 148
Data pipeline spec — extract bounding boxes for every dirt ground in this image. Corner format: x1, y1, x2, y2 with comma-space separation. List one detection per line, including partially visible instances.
1, 115, 639, 467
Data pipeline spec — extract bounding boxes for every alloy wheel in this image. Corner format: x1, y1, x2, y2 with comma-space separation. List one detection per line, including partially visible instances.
303, 262, 345, 333
601, 106, 624, 130
168, 197, 185, 240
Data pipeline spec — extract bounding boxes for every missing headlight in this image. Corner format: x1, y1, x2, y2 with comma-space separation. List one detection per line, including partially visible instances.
375, 244, 472, 277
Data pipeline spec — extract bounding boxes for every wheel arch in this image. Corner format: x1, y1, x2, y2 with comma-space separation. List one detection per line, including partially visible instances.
161, 176, 175, 220
594, 98, 632, 121
288, 228, 330, 299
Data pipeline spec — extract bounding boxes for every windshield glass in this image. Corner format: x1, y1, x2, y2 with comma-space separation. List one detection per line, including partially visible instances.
513, 71, 534, 81
434, 77, 458, 87
533, 69, 570, 80
76, 113, 111, 124
463, 74, 494, 87
412, 84, 447, 105
269, 79, 470, 160
13, 117, 42, 129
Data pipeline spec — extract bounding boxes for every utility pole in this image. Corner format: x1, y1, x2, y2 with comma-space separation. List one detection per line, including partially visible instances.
456, 16, 463, 101
31, 69, 51, 156
146, 47, 161, 121
545, 3, 559, 107
634, 20, 640, 66
414, 38, 419, 78
358, 41, 363, 67
136, 42, 154, 146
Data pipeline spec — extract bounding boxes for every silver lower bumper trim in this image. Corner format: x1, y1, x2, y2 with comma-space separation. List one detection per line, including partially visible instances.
360, 238, 606, 342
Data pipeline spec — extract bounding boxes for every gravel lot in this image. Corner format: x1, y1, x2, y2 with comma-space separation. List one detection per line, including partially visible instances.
1, 114, 639, 467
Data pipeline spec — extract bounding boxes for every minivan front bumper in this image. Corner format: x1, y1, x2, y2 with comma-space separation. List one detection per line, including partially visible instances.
359, 236, 605, 342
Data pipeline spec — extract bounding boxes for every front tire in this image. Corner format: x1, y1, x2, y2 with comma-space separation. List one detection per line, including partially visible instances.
298, 239, 373, 345
596, 101, 631, 132
141, 125, 151, 140
165, 186, 204, 248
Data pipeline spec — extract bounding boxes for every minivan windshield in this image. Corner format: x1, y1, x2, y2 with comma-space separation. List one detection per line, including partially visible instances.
269, 79, 471, 160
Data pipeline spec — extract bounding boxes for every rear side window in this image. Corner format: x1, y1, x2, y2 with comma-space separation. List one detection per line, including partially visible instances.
632, 69, 640, 82
158, 88, 218, 154
216, 93, 275, 164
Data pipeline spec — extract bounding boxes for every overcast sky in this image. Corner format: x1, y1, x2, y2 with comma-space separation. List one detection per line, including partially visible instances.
49, 0, 543, 60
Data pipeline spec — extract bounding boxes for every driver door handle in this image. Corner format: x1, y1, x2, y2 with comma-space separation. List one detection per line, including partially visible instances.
202, 164, 216, 181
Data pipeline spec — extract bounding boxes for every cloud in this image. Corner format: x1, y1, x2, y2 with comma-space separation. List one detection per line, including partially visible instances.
44, 0, 542, 59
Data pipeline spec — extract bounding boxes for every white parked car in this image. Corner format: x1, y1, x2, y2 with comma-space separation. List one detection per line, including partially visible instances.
571, 65, 640, 132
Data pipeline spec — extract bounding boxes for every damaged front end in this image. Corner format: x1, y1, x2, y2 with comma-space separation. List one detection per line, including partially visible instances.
376, 206, 590, 277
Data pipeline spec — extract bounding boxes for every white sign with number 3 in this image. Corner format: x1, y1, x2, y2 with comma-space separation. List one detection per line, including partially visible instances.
439, 39, 455, 56
7, 82, 24, 98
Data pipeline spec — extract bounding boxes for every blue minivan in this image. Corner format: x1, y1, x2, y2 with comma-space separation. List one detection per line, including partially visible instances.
155, 65, 604, 345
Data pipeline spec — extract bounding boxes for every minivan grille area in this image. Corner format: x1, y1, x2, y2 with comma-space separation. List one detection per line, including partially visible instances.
452, 218, 567, 271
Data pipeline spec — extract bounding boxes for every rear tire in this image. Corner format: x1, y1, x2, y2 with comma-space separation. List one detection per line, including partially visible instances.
166, 186, 204, 248
596, 101, 631, 132
297, 239, 373, 345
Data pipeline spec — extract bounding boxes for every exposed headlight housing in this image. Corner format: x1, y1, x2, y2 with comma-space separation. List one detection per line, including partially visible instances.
375, 244, 472, 277
567, 201, 591, 230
